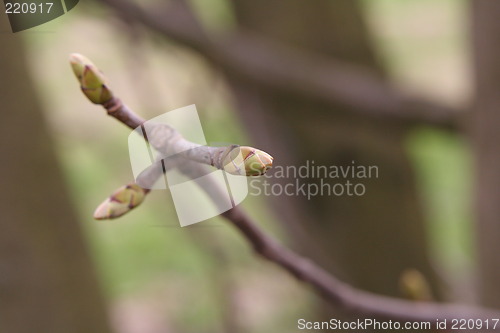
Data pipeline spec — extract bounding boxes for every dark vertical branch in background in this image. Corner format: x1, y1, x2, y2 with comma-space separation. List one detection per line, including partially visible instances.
229, 0, 440, 302
0, 15, 112, 333
471, 0, 500, 308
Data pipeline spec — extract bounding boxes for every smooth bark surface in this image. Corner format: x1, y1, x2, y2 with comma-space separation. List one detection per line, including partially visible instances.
472, 0, 500, 308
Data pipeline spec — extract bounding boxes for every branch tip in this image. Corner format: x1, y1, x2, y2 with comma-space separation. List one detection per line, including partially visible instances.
69, 53, 114, 104
93, 183, 147, 220
222, 146, 273, 176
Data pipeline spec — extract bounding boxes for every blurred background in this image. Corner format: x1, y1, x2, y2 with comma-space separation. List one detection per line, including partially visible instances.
2, 0, 499, 332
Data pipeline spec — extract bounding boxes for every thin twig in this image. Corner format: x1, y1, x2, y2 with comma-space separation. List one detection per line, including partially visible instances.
93, 93, 499, 329
103, 98, 271, 177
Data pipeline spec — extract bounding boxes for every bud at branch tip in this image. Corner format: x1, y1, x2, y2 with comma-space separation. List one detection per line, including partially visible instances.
222, 146, 273, 176
94, 184, 147, 220
69, 53, 113, 104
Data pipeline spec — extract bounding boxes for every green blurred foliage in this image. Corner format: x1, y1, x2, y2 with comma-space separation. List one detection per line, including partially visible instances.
407, 128, 473, 273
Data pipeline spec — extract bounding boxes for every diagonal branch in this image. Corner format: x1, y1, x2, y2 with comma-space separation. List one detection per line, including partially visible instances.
74, 56, 499, 328
95, 86, 500, 328
97, 0, 465, 132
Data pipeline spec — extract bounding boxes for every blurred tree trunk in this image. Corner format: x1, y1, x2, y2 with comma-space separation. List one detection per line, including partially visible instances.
471, 0, 500, 308
0, 15, 112, 333
229, 0, 439, 303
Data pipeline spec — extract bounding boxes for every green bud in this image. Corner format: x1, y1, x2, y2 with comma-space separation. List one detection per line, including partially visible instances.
69, 53, 87, 79
69, 53, 113, 104
222, 146, 273, 176
93, 184, 146, 220
399, 269, 432, 301
81, 85, 113, 105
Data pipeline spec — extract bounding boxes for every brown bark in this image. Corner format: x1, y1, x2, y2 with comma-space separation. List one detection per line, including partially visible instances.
471, 0, 500, 308
0, 15, 112, 333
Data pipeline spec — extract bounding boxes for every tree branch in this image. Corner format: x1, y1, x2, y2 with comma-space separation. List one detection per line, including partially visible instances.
75, 62, 499, 329
96, 94, 500, 327
97, 0, 465, 132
